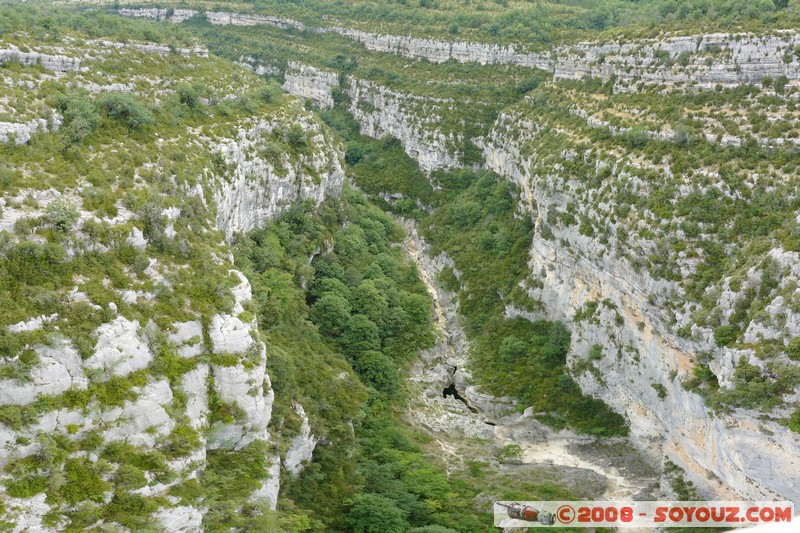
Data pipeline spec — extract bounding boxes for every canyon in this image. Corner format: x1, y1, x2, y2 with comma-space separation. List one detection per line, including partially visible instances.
1, 2, 799, 529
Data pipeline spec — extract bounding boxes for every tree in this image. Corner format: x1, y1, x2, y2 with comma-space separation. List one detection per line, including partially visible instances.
351, 280, 389, 328
346, 494, 408, 533
353, 350, 398, 395
334, 227, 370, 267
176, 82, 201, 109
499, 336, 528, 363
774, 0, 789, 10
56, 92, 100, 144
113, 464, 146, 491
286, 124, 308, 149
313, 255, 346, 281
309, 277, 351, 300
98, 92, 154, 129
774, 75, 789, 93
341, 314, 380, 357
257, 81, 282, 104
310, 294, 352, 337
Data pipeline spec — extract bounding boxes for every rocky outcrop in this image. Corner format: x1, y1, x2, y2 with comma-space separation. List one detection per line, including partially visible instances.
236, 55, 281, 77
153, 505, 204, 532
208, 110, 345, 239
336, 28, 800, 88
0, 44, 346, 526
347, 77, 462, 171
0, 45, 81, 72
552, 31, 800, 88
205, 11, 306, 31
283, 61, 338, 109
118, 7, 198, 23
330, 26, 553, 69
87, 39, 208, 58
119, 6, 800, 87
0, 111, 61, 144
283, 403, 318, 475
119, 7, 304, 29
0, 340, 86, 406
85, 317, 153, 378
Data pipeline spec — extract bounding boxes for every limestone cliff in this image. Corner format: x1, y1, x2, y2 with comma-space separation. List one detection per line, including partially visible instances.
126, 7, 800, 89
207, 104, 345, 240
282, 62, 339, 110
0, 31, 343, 530
346, 77, 462, 172
480, 106, 800, 505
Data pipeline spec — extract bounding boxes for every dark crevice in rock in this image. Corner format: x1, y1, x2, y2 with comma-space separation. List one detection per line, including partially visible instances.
442, 383, 478, 413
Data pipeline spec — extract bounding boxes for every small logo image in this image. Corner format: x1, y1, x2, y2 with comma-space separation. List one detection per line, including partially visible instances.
494, 500, 794, 528
556, 504, 575, 524
496, 502, 556, 525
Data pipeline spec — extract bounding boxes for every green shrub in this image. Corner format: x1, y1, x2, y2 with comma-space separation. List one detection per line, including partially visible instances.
45, 199, 80, 232
496, 443, 523, 463
713, 325, 739, 347
652, 383, 668, 399
175, 82, 202, 109
58, 458, 110, 505
785, 337, 800, 361
98, 92, 154, 129
56, 91, 100, 144
113, 464, 147, 491
257, 81, 283, 104
5, 475, 48, 498
285, 124, 308, 147
789, 410, 800, 433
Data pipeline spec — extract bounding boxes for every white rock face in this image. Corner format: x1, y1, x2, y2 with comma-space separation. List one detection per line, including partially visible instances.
208, 113, 345, 240
0, 45, 81, 72
0, 117, 53, 144
208, 357, 274, 450
169, 321, 204, 358
480, 112, 800, 506
347, 77, 462, 171
118, 7, 170, 21
205, 11, 305, 30
85, 317, 153, 378
283, 62, 339, 109
118, 7, 198, 24
283, 403, 318, 474
143, 5, 800, 89
210, 313, 253, 354
251, 453, 281, 510
3, 493, 50, 533
182, 364, 210, 431
153, 505, 204, 532
0, 340, 86, 406
332, 28, 800, 88
7, 314, 57, 333
101, 379, 175, 447
236, 56, 281, 77
330, 26, 553, 69
551, 31, 800, 88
